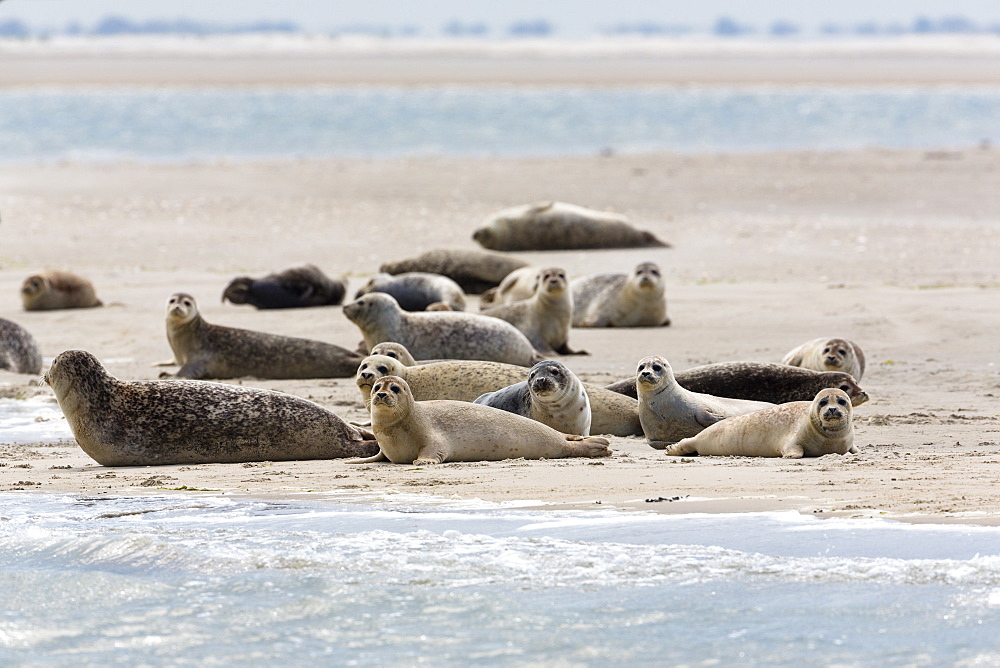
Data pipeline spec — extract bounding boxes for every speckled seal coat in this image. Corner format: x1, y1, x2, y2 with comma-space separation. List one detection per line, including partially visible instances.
636, 356, 774, 449
44, 350, 379, 466
354, 272, 466, 312
480, 267, 582, 355
474, 360, 591, 436
0, 317, 43, 374
379, 248, 528, 295
21, 270, 102, 311
164, 292, 363, 379
606, 361, 869, 407
666, 389, 857, 459
349, 376, 611, 465
472, 201, 669, 251
571, 262, 670, 327
221, 263, 347, 309
343, 292, 543, 367
781, 337, 866, 380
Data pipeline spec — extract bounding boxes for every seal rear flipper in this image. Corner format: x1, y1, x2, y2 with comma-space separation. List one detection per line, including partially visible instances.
176, 358, 211, 380
555, 343, 589, 356
346, 450, 389, 464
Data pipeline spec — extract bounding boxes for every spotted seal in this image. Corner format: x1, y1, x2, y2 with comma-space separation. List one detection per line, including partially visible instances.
21, 270, 102, 311
782, 337, 866, 380
379, 249, 528, 295
354, 272, 466, 312
0, 317, 42, 375
474, 360, 591, 435
571, 262, 670, 327
221, 264, 347, 309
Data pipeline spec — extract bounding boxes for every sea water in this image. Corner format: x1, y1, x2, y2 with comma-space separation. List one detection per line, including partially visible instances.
0, 397, 72, 444
1, 86, 999, 163
2, 492, 1000, 666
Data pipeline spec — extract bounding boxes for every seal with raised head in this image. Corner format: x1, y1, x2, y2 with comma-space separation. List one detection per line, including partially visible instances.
343, 293, 543, 367
606, 361, 869, 407
782, 337, 866, 380
221, 264, 347, 309
349, 376, 611, 465
356, 350, 643, 437
474, 360, 591, 435
379, 249, 528, 295
21, 270, 102, 311
665, 388, 857, 458
481, 267, 584, 355
164, 292, 364, 379
354, 272, 466, 312
472, 201, 669, 251
478, 266, 538, 310
44, 349, 379, 467
571, 262, 670, 327
0, 317, 42, 375
636, 356, 774, 449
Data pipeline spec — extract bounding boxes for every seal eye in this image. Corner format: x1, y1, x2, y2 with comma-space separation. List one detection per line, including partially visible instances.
377, 366, 388, 374
386, 352, 398, 359
838, 349, 846, 356
823, 347, 831, 354
390, 385, 401, 394
652, 364, 662, 373
837, 398, 847, 406
650, 270, 660, 277
819, 398, 829, 407
839, 385, 850, 392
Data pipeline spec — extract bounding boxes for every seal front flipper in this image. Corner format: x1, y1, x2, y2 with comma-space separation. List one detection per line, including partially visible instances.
693, 407, 725, 428
414, 442, 449, 465
176, 357, 211, 380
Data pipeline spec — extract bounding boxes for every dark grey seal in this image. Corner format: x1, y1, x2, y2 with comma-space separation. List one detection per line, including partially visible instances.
222, 264, 346, 309
354, 272, 466, 312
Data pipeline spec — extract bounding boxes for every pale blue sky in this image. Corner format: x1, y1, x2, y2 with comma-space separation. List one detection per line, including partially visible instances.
5, 0, 1000, 34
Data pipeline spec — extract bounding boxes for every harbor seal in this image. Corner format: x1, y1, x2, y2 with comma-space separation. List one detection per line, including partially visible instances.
472, 201, 669, 251
636, 356, 774, 448
478, 266, 538, 310
480, 267, 584, 355
164, 292, 363, 379
44, 349, 380, 467
349, 376, 611, 465
343, 293, 543, 366
221, 264, 347, 309
474, 360, 591, 435
0, 317, 42, 375
21, 270, 102, 311
782, 337, 866, 380
354, 272, 466, 312
379, 249, 528, 294
665, 388, 857, 458
356, 350, 643, 437
606, 361, 869, 407
571, 262, 670, 327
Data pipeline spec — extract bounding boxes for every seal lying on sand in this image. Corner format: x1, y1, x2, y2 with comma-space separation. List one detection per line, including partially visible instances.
21, 270, 102, 311
0, 317, 42, 375
571, 262, 670, 327
44, 349, 379, 467
478, 266, 538, 310
164, 292, 363, 379
665, 389, 857, 458
343, 293, 542, 366
782, 337, 866, 380
354, 272, 466, 312
379, 249, 528, 294
348, 376, 611, 465
636, 356, 774, 449
480, 267, 584, 355
222, 264, 346, 309
474, 360, 591, 435
472, 201, 669, 251
606, 361, 869, 407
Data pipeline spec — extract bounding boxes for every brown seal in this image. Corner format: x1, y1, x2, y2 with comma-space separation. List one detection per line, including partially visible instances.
666, 389, 857, 458
782, 337, 866, 380
0, 317, 42, 375
472, 201, 669, 251
379, 249, 528, 295
571, 262, 670, 327
163, 292, 363, 379
348, 375, 611, 465
222, 264, 347, 309
44, 349, 379, 466
481, 267, 584, 355
21, 270, 102, 311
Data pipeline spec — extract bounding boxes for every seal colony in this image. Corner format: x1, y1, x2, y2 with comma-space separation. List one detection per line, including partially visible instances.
222, 264, 347, 309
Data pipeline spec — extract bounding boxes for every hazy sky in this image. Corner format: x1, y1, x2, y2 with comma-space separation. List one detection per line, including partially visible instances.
5, 0, 1000, 34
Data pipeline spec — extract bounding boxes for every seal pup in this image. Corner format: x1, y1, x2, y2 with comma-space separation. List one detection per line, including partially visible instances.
478, 266, 538, 310
221, 263, 346, 309
343, 293, 543, 367
472, 201, 669, 251
0, 317, 42, 375
782, 337, 866, 381
571, 262, 670, 327
606, 361, 869, 407
354, 272, 466, 312
356, 351, 643, 437
164, 292, 363, 379
349, 376, 611, 465
480, 267, 584, 355
666, 389, 857, 459
44, 350, 379, 467
636, 356, 774, 449
379, 249, 528, 295
21, 270, 102, 311
474, 360, 591, 436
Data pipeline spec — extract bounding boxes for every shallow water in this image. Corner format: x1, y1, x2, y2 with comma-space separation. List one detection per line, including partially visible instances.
0, 397, 72, 444
1, 86, 998, 162
2, 492, 1000, 665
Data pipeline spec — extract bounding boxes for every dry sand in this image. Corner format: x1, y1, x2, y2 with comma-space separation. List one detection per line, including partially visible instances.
1, 147, 998, 522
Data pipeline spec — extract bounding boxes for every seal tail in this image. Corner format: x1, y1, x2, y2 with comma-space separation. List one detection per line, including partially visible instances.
565, 434, 612, 458
642, 231, 671, 248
